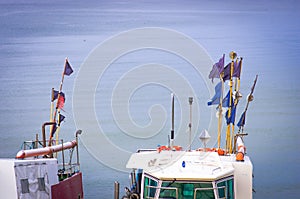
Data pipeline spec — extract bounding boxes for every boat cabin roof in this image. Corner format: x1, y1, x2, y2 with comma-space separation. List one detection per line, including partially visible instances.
126, 150, 242, 181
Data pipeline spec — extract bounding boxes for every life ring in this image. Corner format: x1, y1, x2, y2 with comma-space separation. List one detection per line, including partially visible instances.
157, 145, 182, 153
236, 137, 245, 161
196, 148, 217, 152
130, 193, 139, 199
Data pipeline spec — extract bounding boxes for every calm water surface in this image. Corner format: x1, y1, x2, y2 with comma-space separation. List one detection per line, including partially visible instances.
0, 1, 299, 198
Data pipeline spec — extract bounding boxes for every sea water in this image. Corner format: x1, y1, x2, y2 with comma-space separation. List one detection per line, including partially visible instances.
0, 0, 299, 198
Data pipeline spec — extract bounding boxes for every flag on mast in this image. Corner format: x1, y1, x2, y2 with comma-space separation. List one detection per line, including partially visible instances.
221, 91, 234, 107
237, 111, 246, 127
57, 94, 65, 109
209, 54, 225, 82
225, 104, 237, 124
64, 59, 73, 76
58, 114, 65, 124
207, 82, 222, 106
237, 75, 258, 129
223, 60, 242, 81
52, 90, 65, 102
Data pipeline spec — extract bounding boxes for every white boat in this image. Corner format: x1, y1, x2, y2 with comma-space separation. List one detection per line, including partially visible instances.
117, 52, 257, 199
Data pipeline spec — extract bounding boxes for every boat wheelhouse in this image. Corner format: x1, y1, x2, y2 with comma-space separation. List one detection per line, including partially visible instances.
125, 148, 252, 199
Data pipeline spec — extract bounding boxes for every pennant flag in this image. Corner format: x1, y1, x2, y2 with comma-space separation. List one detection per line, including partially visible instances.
57, 94, 65, 109
225, 105, 237, 124
223, 63, 231, 81
58, 114, 65, 125
223, 60, 242, 81
222, 91, 232, 107
51, 123, 57, 137
52, 90, 65, 102
237, 112, 246, 127
208, 82, 222, 106
209, 54, 225, 82
52, 90, 59, 102
233, 60, 241, 78
64, 60, 73, 76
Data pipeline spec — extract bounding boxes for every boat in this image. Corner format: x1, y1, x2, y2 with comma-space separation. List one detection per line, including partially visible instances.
0, 59, 84, 199
116, 52, 257, 199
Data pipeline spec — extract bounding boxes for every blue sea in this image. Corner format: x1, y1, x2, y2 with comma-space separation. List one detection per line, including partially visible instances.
0, 0, 299, 198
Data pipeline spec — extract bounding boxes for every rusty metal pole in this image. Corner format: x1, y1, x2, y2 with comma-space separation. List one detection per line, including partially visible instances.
114, 181, 120, 199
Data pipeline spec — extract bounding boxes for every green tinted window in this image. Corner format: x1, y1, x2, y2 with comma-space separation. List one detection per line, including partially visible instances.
217, 181, 226, 198
159, 181, 214, 199
217, 178, 234, 199
227, 179, 234, 199
143, 176, 158, 198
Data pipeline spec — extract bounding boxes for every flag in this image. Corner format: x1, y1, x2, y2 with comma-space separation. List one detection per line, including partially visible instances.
51, 123, 57, 137
209, 54, 225, 82
222, 91, 232, 107
208, 82, 222, 106
223, 63, 231, 81
52, 90, 65, 102
223, 60, 241, 81
64, 60, 73, 76
225, 105, 237, 124
237, 112, 246, 127
233, 60, 241, 78
52, 90, 59, 102
57, 94, 65, 109
58, 114, 65, 125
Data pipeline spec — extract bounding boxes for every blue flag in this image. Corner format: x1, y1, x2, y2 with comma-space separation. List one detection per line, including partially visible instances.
209, 54, 225, 82
64, 60, 73, 76
237, 112, 246, 127
51, 123, 57, 137
225, 105, 236, 124
58, 114, 65, 125
52, 90, 65, 102
222, 91, 232, 107
208, 82, 222, 106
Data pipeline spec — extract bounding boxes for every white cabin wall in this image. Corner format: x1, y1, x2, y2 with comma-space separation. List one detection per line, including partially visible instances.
0, 159, 18, 199
233, 156, 253, 199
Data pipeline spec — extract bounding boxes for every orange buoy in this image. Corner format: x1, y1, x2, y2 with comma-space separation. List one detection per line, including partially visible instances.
217, 148, 225, 156
236, 137, 245, 161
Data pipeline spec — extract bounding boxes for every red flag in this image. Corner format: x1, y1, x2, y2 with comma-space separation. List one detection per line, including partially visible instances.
57, 95, 65, 109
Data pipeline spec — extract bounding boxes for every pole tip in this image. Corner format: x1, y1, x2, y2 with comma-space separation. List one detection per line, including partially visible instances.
229, 51, 237, 60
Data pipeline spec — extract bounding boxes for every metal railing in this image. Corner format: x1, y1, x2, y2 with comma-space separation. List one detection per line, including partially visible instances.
194, 186, 226, 199
145, 185, 178, 199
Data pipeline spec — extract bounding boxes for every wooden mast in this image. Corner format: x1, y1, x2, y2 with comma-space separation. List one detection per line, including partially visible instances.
225, 51, 236, 153
48, 58, 68, 146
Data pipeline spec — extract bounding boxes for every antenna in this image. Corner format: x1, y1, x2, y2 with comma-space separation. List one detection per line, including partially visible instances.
170, 93, 175, 149
188, 97, 193, 151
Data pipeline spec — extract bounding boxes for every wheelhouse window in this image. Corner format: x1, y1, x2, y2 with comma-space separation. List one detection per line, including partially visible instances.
142, 174, 234, 199
216, 177, 234, 199
143, 176, 158, 198
159, 181, 214, 199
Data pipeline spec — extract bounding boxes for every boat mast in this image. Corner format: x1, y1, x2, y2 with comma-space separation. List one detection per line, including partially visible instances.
225, 51, 236, 153
230, 57, 243, 153
49, 58, 71, 146
170, 93, 175, 149
217, 75, 224, 149
188, 97, 193, 151
234, 75, 258, 152
238, 75, 258, 133
216, 54, 225, 149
